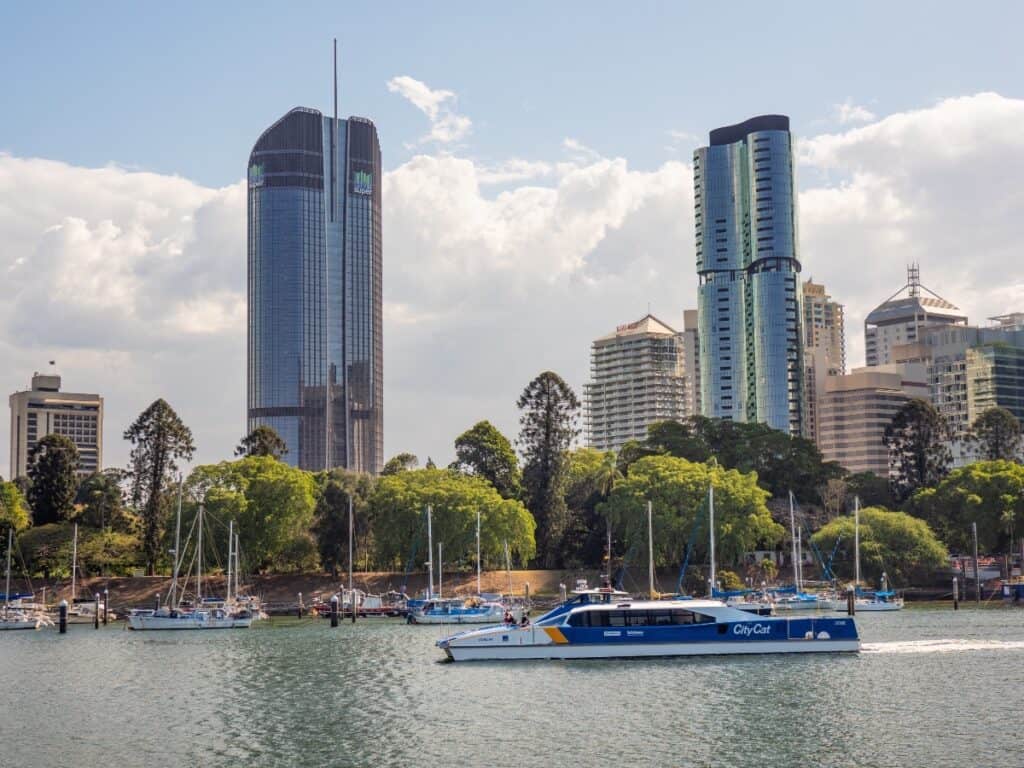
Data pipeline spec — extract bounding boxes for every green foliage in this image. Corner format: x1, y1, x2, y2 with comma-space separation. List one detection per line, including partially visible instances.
74, 470, 134, 532
561, 448, 620, 567
970, 407, 1023, 462
76, 529, 143, 575
381, 453, 419, 475
517, 371, 580, 567
311, 469, 376, 576
717, 569, 744, 591
0, 481, 31, 532
598, 455, 783, 568
883, 398, 952, 501
845, 472, 894, 509
27, 434, 80, 525
810, 506, 947, 586
369, 468, 536, 570
451, 420, 521, 499
907, 460, 1024, 553
235, 425, 289, 459
639, 418, 842, 502
16, 523, 142, 578
187, 456, 317, 573
124, 399, 195, 574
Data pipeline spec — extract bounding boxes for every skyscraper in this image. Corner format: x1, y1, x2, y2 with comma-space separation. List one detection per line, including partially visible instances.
802, 279, 845, 444
693, 115, 803, 435
584, 314, 693, 452
246, 58, 383, 474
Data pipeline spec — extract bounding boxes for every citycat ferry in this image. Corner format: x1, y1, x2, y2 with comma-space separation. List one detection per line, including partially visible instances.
436, 597, 859, 661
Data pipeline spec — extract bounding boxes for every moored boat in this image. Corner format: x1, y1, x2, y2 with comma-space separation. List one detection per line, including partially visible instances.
410, 596, 516, 625
437, 597, 859, 661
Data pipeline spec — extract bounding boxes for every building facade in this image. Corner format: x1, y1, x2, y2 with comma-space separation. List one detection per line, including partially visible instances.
864, 265, 966, 367
584, 315, 692, 452
9, 373, 103, 478
802, 279, 845, 444
817, 364, 929, 476
247, 107, 383, 473
681, 309, 701, 418
694, 115, 804, 435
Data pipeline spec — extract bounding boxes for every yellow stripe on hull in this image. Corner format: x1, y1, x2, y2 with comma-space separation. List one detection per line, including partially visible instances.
543, 627, 569, 644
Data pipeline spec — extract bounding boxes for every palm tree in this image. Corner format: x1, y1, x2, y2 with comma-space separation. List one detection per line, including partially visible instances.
591, 452, 623, 578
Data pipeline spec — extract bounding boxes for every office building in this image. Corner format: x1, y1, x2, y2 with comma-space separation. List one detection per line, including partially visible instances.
817, 364, 929, 476
694, 114, 804, 435
802, 279, 846, 444
864, 264, 966, 367
247, 74, 383, 473
9, 372, 103, 478
584, 314, 693, 452
681, 309, 701, 418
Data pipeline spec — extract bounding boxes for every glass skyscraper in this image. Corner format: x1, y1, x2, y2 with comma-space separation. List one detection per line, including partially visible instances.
247, 107, 383, 473
693, 115, 803, 435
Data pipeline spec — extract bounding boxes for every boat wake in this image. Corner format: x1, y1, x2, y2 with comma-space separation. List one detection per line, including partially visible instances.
863, 639, 1024, 654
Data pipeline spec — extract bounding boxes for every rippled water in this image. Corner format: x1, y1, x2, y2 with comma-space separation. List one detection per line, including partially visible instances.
2, 607, 1023, 767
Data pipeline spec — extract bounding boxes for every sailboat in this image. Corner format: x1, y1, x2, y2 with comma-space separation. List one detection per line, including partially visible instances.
2, 528, 50, 630
128, 496, 248, 630
771, 492, 820, 611
834, 497, 904, 612
702, 485, 774, 616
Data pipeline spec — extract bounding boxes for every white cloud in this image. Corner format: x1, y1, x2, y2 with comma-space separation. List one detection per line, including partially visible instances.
3, 92, 1024, 474
386, 75, 472, 144
833, 100, 877, 125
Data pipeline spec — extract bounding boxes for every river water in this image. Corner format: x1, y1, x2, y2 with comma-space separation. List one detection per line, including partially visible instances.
2, 606, 1022, 767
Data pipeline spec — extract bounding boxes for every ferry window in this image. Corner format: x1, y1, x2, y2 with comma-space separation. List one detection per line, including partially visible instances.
568, 612, 588, 627
651, 610, 675, 626
608, 611, 627, 627
627, 612, 650, 626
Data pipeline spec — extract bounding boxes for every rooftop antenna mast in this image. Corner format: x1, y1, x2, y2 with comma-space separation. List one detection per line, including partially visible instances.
907, 263, 920, 298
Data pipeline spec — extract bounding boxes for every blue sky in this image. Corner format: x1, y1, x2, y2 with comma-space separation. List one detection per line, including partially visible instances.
4, 2, 1022, 185
3, 3, 1024, 472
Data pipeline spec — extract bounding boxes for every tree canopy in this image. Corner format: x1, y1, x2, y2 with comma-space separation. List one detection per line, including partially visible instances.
970, 407, 1022, 462
517, 371, 579, 567
311, 468, 376, 576
369, 468, 536, 571
907, 460, 1024, 553
381, 453, 419, 475
235, 425, 289, 459
124, 399, 195, 573
27, 434, 80, 525
883, 398, 952, 502
598, 455, 783, 570
451, 420, 521, 499
0, 481, 31, 532
810, 506, 947, 586
74, 470, 133, 532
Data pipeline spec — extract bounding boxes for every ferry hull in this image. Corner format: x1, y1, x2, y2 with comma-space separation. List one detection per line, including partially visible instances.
444, 638, 860, 661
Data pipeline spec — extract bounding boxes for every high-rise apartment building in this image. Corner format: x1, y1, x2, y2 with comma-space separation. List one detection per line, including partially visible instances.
864, 265, 966, 367
817, 363, 929, 476
247, 95, 383, 473
694, 115, 804, 435
9, 373, 103, 478
584, 315, 693, 452
681, 309, 701, 418
802, 279, 845, 444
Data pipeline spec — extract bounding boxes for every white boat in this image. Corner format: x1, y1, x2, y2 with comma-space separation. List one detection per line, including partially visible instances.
409, 596, 517, 625
438, 597, 860, 661
833, 497, 904, 613
128, 496, 250, 631
2, 529, 51, 631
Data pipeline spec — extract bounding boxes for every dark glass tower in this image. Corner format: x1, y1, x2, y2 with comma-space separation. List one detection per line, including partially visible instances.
247, 108, 383, 473
693, 115, 803, 435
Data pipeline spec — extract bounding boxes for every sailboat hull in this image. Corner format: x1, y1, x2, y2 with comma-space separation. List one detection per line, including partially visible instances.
127, 613, 244, 630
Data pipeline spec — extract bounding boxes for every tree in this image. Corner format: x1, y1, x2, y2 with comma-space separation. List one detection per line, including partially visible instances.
124, 399, 195, 574
450, 420, 521, 499
645, 419, 711, 463
560, 448, 620, 567
907, 460, 1024, 553
27, 434, 80, 525
369, 468, 536, 570
235, 425, 289, 459
381, 453, 419, 476
970, 407, 1023, 462
883, 398, 952, 502
810, 506, 947, 586
516, 371, 580, 567
187, 456, 318, 573
74, 469, 133, 531
598, 455, 783, 571
312, 469, 376, 576
0, 481, 31, 532
845, 471, 895, 509
425, 457, 437, 470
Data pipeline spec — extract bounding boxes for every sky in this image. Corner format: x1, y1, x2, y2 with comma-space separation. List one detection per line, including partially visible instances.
2, 2, 1024, 475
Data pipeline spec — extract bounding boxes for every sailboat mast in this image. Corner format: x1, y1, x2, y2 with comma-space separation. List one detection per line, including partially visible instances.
426, 505, 434, 598
71, 523, 78, 603
504, 539, 512, 594
170, 478, 182, 607
476, 509, 481, 595
226, 519, 234, 604
854, 496, 861, 588
234, 533, 241, 601
196, 504, 203, 604
709, 485, 716, 596
348, 493, 354, 620
647, 500, 655, 598
789, 491, 799, 593
5, 528, 12, 615
437, 542, 443, 599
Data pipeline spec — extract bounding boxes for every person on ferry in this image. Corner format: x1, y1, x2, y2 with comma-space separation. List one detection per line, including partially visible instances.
503, 609, 515, 624
519, 613, 530, 627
